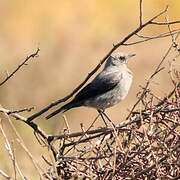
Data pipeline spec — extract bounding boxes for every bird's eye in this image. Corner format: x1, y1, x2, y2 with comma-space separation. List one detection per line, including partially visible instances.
119, 56, 125, 60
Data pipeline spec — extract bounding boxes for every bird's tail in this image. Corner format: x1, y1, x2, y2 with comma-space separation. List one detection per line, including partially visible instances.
46, 101, 80, 119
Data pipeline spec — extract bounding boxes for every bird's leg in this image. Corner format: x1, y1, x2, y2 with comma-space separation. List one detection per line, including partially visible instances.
97, 109, 108, 127
101, 110, 116, 128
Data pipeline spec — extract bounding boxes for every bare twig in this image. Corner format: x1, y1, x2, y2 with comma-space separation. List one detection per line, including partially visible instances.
139, 0, 143, 26
5, 111, 45, 179
0, 48, 40, 87
7, 107, 34, 115
62, 113, 101, 155
150, 20, 180, 25
49, 126, 131, 141
16, 139, 45, 179
0, 119, 26, 180
0, 107, 57, 161
0, 169, 12, 180
156, 82, 180, 107
124, 29, 180, 45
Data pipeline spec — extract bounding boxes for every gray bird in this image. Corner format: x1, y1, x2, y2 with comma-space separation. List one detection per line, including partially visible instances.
46, 52, 135, 119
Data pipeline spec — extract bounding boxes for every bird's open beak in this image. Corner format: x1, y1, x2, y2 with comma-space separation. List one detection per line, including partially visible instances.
128, 53, 136, 58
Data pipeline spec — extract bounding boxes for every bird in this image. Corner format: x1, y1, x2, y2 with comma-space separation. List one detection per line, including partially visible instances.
46, 52, 135, 119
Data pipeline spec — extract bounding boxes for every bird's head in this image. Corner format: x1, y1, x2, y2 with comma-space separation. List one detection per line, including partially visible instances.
105, 52, 136, 68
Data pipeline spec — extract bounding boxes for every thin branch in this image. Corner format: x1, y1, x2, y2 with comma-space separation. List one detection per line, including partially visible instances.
156, 82, 180, 106
139, 0, 143, 26
150, 20, 180, 25
0, 119, 26, 180
166, 16, 180, 52
49, 126, 131, 142
62, 113, 102, 155
64, 132, 106, 148
3, 111, 45, 179
0, 48, 40, 87
0, 107, 46, 138
124, 29, 180, 45
0, 107, 57, 161
16, 139, 45, 179
0, 169, 12, 180
7, 107, 34, 115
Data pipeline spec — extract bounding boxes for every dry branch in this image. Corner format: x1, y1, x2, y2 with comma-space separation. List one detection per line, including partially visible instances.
139, 0, 143, 26
0, 107, 57, 161
0, 48, 40, 87
0, 119, 26, 179
0, 169, 12, 180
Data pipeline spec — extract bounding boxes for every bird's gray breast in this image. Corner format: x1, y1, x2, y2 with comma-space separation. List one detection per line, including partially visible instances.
116, 69, 132, 100
84, 68, 133, 110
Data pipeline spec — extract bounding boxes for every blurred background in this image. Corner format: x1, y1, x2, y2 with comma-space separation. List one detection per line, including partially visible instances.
0, 0, 179, 178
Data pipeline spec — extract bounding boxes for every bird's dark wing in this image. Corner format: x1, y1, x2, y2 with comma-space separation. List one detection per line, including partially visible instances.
73, 71, 121, 102
46, 79, 118, 119
46, 71, 122, 119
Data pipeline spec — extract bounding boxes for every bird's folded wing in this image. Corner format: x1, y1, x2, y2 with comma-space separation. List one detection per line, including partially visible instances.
73, 71, 122, 102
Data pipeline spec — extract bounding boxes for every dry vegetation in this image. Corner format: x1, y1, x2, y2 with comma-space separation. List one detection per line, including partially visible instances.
47, 79, 179, 179
0, 1, 180, 179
